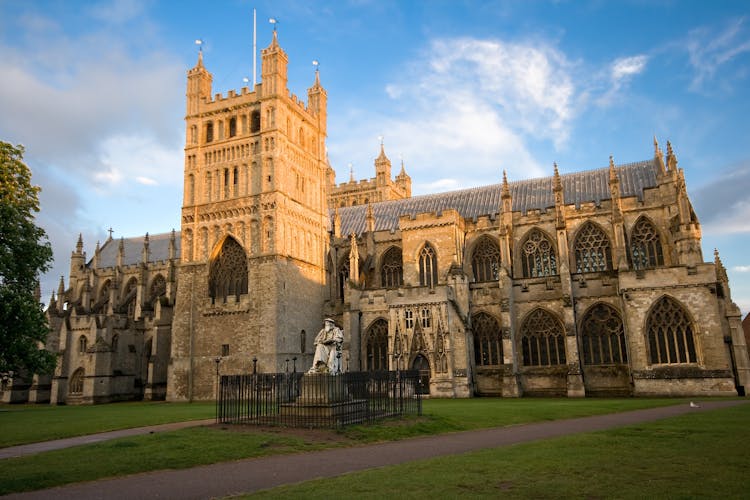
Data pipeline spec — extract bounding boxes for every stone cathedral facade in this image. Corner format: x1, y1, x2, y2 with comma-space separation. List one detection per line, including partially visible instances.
12, 32, 748, 404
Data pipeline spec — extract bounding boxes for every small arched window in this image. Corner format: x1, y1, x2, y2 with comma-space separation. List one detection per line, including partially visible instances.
419, 243, 438, 288
630, 217, 664, 270
647, 296, 697, 364
472, 236, 501, 282
205, 122, 214, 143
473, 312, 503, 366
338, 259, 350, 302
78, 335, 88, 354
365, 319, 389, 371
69, 368, 84, 394
149, 275, 167, 303
574, 222, 612, 273
112, 334, 119, 352
229, 117, 237, 137
250, 111, 261, 133
520, 309, 566, 366
521, 229, 557, 278
381, 246, 403, 288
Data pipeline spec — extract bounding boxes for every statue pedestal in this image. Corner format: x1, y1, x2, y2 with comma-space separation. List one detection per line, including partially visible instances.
280, 373, 367, 427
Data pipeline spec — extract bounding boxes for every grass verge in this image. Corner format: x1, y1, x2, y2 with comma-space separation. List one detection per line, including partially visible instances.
250, 403, 750, 499
0, 398, 693, 494
0, 401, 215, 448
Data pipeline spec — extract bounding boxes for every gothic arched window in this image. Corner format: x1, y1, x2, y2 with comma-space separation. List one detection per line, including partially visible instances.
205, 121, 214, 143
78, 335, 87, 354
630, 217, 664, 270
338, 259, 350, 302
472, 236, 501, 282
229, 116, 237, 137
574, 222, 613, 273
520, 309, 566, 366
122, 277, 137, 317
365, 319, 389, 371
69, 368, 84, 394
381, 246, 403, 288
473, 312, 503, 366
647, 296, 697, 364
419, 243, 438, 288
208, 237, 248, 303
251, 110, 260, 133
521, 229, 557, 278
580, 303, 627, 365
149, 275, 167, 303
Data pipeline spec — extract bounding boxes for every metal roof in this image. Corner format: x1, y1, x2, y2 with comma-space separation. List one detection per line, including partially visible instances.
91, 232, 180, 269
336, 159, 659, 236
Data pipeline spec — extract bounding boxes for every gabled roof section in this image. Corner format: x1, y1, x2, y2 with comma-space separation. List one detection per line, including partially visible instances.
336, 159, 658, 236
90, 232, 181, 269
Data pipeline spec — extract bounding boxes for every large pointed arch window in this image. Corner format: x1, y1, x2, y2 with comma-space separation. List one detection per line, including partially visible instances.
472, 312, 503, 366
574, 222, 613, 273
149, 275, 166, 303
520, 309, 566, 366
647, 296, 697, 364
337, 259, 349, 302
580, 303, 627, 365
521, 229, 557, 277
380, 246, 403, 288
69, 368, 84, 394
419, 243, 438, 288
472, 236, 501, 282
365, 319, 389, 371
209, 237, 248, 303
630, 217, 664, 270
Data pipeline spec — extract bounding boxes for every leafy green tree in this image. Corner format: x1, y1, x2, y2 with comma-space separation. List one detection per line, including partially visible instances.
0, 141, 56, 376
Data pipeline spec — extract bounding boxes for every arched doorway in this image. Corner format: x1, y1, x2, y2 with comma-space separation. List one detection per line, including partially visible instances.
411, 354, 431, 395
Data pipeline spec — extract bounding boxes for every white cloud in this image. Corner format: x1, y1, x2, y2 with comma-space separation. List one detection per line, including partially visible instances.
686, 18, 750, 92
136, 176, 158, 186
733, 265, 750, 273
612, 55, 648, 81
595, 54, 648, 107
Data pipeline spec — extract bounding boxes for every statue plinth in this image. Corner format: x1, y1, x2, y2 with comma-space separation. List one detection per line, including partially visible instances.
279, 373, 367, 427
298, 372, 348, 403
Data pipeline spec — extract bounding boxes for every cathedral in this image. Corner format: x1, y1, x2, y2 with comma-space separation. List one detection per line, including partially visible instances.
8, 30, 749, 404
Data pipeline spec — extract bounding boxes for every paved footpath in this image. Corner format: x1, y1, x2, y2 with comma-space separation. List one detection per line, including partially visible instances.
4, 400, 746, 500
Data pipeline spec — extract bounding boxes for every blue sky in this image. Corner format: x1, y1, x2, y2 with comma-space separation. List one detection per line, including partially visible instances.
1, 0, 749, 314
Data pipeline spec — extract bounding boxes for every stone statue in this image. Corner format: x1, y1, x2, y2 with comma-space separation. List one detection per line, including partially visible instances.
308, 318, 344, 374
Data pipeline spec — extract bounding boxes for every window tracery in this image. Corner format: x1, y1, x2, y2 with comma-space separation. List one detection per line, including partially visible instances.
521, 229, 557, 277
472, 236, 501, 282
419, 243, 438, 288
647, 297, 697, 364
149, 275, 167, 303
580, 303, 627, 365
574, 223, 612, 273
520, 309, 566, 366
380, 246, 403, 289
337, 260, 349, 302
208, 237, 248, 303
69, 368, 84, 394
365, 319, 389, 371
630, 217, 664, 270
473, 312, 503, 366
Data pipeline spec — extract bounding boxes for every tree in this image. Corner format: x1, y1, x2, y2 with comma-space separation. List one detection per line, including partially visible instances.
0, 141, 56, 376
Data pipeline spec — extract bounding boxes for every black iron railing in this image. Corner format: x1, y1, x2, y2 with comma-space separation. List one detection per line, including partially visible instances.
217, 371, 422, 428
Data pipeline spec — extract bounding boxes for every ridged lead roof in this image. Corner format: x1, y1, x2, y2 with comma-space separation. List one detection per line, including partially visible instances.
90, 232, 180, 269
336, 159, 659, 236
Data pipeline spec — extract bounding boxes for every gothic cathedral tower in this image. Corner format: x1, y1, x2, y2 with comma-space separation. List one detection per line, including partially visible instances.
168, 31, 330, 401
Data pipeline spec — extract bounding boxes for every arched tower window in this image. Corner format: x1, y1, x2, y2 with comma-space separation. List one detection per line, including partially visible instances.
205, 122, 214, 143
630, 217, 664, 270
365, 319, 389, 371
250, 111, 260, 133
580, 303, 627, 365
647, 296, 697, 364
521, 229, 557, 277
381, 246, 403, 289
574, 222, 612, 273
188, 174, 195, 205
229, 117, 237, 137
69, 368, 84, 394
472, 312, 503, 366
205, 172, 212, 203
223, 169, 229, 200
472, 236, 501, 282
520, 309, 566, 366
78, 335, 88, 354
232, 167, 238, 197
208, 237, 248, 303
419, 243, 438, 288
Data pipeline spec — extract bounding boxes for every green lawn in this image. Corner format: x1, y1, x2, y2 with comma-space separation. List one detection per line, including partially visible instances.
0, 401, 215, 447
0, 398, 698, 495
251, 403, 750, 499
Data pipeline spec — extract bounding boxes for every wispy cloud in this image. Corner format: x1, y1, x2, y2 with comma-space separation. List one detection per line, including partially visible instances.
692, 163, 750, 235
686, 17, 750, 92
596, 54, 648, 106
733, 265, 750, 273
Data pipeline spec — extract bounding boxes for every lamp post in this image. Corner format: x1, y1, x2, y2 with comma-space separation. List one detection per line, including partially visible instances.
214, 356, 221, 422
292, 357, 297, 373
252, 356, 258, 375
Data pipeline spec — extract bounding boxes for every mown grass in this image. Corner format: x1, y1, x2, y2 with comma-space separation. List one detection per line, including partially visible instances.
251, 403, 750, 499
0, 398, 695, 494
0, 401, 215, 447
